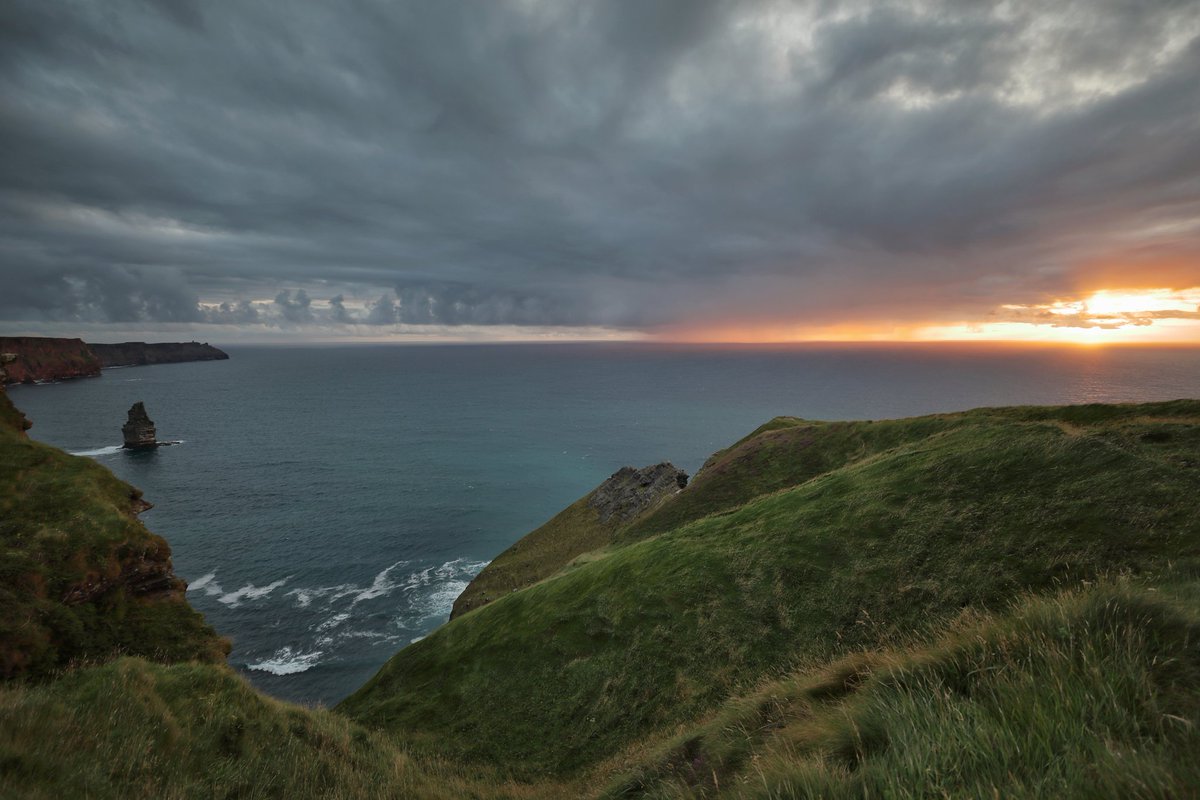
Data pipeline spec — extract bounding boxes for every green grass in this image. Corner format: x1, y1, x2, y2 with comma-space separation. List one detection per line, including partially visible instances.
0, 391, 226, 678
452, 495, 626, 618
3, 394, 1199, 797
340, 401, 1200, 776
604, 580, 1200, 799
0, 657, 562, 800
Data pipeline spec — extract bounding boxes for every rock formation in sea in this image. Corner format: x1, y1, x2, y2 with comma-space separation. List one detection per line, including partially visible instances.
122, 402, 158, 448
587, 462, 689, 522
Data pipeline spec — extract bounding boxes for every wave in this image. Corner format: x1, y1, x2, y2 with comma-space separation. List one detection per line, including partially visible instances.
350, 560, 411, 605
246, 647, 323, 676
69, 440, 185, 457
315, 612, 351, 632
218, 576, 292, 607
229, 558, 490, 668
398, 558, 489, 619
187, 572, 221, 595
70, 444, 124, 457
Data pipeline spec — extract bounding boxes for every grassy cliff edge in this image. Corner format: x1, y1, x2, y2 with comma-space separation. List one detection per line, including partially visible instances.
2, 394, 1198, 798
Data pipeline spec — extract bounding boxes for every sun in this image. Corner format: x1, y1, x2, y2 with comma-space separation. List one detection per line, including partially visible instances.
916, 287, 1200, 345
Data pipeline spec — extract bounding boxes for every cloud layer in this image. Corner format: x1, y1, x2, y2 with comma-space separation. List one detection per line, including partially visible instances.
1, 0, 1198, 337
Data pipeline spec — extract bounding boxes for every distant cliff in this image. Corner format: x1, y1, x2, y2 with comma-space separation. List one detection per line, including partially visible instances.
0, 337, 228, 384
0, 337, 101, 384
89, 340, 228, 368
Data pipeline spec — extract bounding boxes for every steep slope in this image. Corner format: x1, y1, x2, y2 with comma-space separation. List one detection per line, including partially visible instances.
604, 580, 1200, 799
340, 401, 1200, 776
0, 390, 228, 677
0, 657, 556, 800
89, 341, 228, 368
0, 337, 101, 384
452, 463, 687, 619
0, 338, 228, 384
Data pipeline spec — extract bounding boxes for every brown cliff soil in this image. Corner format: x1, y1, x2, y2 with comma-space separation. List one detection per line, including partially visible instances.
0, 337, 101, 384
0, 337, 229, 385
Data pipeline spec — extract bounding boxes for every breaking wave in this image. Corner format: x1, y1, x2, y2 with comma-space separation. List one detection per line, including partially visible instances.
218, 576, 292, 607
70, 444, 123, 457
246, 647, 323, 676
196, 558, 488, 681
187, 572, 223, 596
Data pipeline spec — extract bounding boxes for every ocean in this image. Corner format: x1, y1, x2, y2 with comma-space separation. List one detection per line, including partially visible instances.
9, 342, 1200, 706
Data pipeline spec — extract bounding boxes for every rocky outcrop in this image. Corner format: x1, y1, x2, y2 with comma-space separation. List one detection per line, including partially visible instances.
0, 337, 101, 384
451, 463, 689, 619
122, 402, 158, 448
90, 340, 228, 368
61, 537, 182, 606
0, 355, 32, 432
0, 337, 228, 384
587, 463, 689, 523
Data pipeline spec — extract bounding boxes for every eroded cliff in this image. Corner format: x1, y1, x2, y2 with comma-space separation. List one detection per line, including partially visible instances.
0, 337, 228, 385
0, 387, 228, 678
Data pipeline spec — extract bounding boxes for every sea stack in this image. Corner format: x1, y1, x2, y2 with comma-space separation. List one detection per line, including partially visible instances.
122, 402, 157, 448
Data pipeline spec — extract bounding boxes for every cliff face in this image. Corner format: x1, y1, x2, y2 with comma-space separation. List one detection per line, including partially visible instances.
0, 390, 228, 678
0, 337, 101, 384
0, 337, 228, 384
90, 340, 229, 368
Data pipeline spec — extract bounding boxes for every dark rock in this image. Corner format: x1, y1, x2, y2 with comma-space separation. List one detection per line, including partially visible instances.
122, 402, 158, 448
0, 355, 33, 432
90, 340, 229, 368
0, 337, 228, 384
588, 463, 689, 523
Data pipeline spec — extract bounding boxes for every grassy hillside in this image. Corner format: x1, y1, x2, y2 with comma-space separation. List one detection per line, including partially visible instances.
604, 580, 1200, 799
341, 401, 1200, 776
5, 582, 1196, 799
0, 391, 227, 678
454, 463, 685, 618
2, 394, 1198, 797
452, 495, 625, 618
0, 657, 562, 800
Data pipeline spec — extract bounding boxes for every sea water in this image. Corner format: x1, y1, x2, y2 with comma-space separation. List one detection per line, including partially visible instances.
9, 342, 1200, 705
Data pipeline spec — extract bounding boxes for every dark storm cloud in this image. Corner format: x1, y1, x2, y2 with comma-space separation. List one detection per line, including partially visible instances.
327, 294, 353, 324
273, 290, 314, 324
1, 0, 1198, 331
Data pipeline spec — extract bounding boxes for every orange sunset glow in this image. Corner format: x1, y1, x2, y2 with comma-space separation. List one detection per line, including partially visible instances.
659, 287, 1200, 345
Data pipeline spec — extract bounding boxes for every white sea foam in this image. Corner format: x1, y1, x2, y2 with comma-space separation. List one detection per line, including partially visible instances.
70, 444, 124, 457
350, 560, 410, 605
218, 576, 292, 607
316, 612, 351, 632
287, 584, 353, 608
422, 580, 472, 618
188, 572, 217, 592
244, 558, 489, 659
246, 647, 323, 676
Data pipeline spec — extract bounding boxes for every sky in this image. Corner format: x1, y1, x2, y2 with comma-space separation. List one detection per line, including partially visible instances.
2, 0, 1199, 344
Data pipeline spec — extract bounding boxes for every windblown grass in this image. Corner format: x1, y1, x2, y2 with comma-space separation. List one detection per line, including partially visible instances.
604, 581, 1200, 799
0, 658, 563, 800
342, 401, 1200, 775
